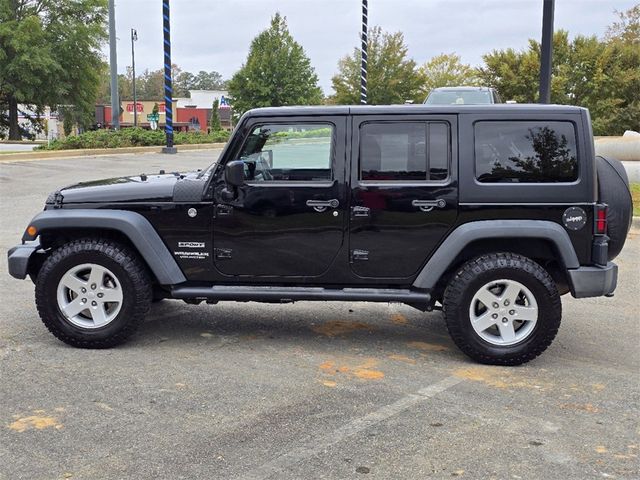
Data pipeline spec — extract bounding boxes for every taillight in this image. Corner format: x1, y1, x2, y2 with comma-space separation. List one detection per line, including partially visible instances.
595, 204, 608, 234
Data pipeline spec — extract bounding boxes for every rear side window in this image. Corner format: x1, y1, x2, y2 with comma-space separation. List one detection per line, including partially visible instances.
360, 122, 450, 181
474, 121, 578, 183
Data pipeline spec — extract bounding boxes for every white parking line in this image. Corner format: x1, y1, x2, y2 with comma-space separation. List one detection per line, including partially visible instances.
238, 375, 463, 480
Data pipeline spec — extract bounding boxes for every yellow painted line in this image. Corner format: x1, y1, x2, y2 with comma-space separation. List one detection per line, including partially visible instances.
0, 143, 226, 163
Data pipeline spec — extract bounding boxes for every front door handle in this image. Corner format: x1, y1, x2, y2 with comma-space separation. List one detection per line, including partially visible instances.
306, 199, 339, 212
411, 199, 446, 212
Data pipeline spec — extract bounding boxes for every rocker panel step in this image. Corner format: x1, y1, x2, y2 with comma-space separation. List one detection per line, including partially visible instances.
171, 285, 431, 304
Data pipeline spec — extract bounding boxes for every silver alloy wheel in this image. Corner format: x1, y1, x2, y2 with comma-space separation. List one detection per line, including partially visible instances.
468, 279, 538, 346
56, 263, 123, 329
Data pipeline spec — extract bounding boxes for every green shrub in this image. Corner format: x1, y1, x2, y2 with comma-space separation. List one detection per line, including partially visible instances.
36, 127, 230, 151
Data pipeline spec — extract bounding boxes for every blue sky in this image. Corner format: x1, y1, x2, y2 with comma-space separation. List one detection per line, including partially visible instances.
105, 0, 638, 94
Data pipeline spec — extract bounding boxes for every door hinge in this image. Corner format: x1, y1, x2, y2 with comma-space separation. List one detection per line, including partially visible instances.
214, 248, 233, 260
351, 249, 369, 262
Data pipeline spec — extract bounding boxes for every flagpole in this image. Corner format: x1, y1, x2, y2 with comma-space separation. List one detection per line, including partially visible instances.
361, 0, 368, 104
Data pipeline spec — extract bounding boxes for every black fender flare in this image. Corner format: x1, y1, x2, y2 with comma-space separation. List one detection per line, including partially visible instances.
23, 209, 186, 285
412, 220, 580, 290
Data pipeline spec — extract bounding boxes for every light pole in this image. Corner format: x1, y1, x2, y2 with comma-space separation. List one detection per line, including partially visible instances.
131, 28, 138, 127
539, 0, 555, 104
361, 0, 368, 104
108, 0, 119, 129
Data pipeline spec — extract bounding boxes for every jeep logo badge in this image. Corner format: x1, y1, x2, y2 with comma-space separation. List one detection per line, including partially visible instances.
563, 207, 587, 231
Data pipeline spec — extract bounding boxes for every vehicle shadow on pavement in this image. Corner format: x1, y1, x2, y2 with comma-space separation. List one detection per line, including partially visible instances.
131, 300, 458, 359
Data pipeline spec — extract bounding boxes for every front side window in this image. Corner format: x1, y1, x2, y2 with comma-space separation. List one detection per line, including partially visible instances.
475, 121, 578, 183
360, 122, 450, 181
238, 123, 333, 182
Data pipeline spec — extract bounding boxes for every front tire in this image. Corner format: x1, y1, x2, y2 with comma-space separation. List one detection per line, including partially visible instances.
35, 238, 152, 348
443, 253, 561, 366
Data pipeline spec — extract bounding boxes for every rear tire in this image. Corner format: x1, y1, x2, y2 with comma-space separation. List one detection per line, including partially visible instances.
443, 253, 561, 366
35, 238, 152, 348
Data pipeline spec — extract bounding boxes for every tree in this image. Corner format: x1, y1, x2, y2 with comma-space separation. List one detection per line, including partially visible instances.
228, 13, 323, 116
605, 4, 640, 44
595, 4, 640, 134
419, 53, 480, 97
209, 99, 221, 131
478, 9, 640, 135
331, 26, 424, 105
0, 0, 107, 139
96, 66, 229, 102
59, 106, 74, 137
192, 70, 226, 90
174, 71, 195, 97
478, 41, 543, 104
174, 70, 226, 96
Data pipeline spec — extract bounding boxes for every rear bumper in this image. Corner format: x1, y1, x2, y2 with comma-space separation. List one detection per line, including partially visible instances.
568, 262, 618, 298
7, 240, 40, 280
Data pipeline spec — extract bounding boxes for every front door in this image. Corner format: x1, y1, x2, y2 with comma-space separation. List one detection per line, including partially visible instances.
212, 117, 346, 278
349, 115, 458, 279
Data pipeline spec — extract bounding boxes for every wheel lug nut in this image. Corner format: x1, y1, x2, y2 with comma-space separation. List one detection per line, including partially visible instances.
91, 301, 97, 306
492, 313, 498, 319
81, 298, 87, 303
91, 284, 97, 290
492, 302, 499, 308
502, 317, 508, 323
509, 310, 515, 315
504, 300, 510, 306
81, 288, 86, 293
97, 293, 104, 298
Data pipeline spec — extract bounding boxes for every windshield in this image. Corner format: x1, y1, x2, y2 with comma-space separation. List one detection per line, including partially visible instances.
425, 90, 493, 105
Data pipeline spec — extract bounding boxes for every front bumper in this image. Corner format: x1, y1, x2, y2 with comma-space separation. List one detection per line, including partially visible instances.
7, 240, 41, 280
568, 262, 618, 298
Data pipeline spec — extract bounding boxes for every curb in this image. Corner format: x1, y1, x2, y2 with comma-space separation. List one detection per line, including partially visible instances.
0, 140, 45, 145
632, 216, 640, 232
0, 143, 226, 163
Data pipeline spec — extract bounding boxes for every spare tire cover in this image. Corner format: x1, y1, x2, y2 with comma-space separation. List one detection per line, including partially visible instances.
596, 156, 632, 260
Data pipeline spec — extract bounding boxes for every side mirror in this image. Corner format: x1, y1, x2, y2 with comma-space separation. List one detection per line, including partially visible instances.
221, 160, 244, 201
225, 160, 245, 187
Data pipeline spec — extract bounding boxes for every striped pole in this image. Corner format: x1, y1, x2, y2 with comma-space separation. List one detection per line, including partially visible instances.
162, 0, 175, 151
360, 0, 368, 104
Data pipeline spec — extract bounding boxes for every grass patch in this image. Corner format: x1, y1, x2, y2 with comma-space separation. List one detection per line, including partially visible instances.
631, 182, 640, 217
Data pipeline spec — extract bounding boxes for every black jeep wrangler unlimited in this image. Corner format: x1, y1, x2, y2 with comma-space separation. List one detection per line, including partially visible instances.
8, 105, 633, 365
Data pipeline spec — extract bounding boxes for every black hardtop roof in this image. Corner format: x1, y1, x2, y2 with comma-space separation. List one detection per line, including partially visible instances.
244, 104, 587, 118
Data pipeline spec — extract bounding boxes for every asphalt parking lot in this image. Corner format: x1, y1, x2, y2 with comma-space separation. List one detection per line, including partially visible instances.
0, 151, 638, 480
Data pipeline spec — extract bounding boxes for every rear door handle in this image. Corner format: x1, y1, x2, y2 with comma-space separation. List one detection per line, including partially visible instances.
412, 199, 446, 212
352, 206, 370, 217
215, 204, 233, 216
306, 199, 339, 212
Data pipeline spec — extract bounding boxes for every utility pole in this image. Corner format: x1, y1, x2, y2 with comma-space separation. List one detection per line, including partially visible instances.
131, 28, 138, 127
539, 0, 555, 104
108, 0, 120, 129
360, 0, 368, 104
161, 0, 177, 153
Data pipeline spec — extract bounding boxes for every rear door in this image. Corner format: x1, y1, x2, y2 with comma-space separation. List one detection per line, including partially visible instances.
349, 115, 458, 279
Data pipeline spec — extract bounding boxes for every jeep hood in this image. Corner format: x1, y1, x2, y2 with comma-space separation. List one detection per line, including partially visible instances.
51, 171, 201, 204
